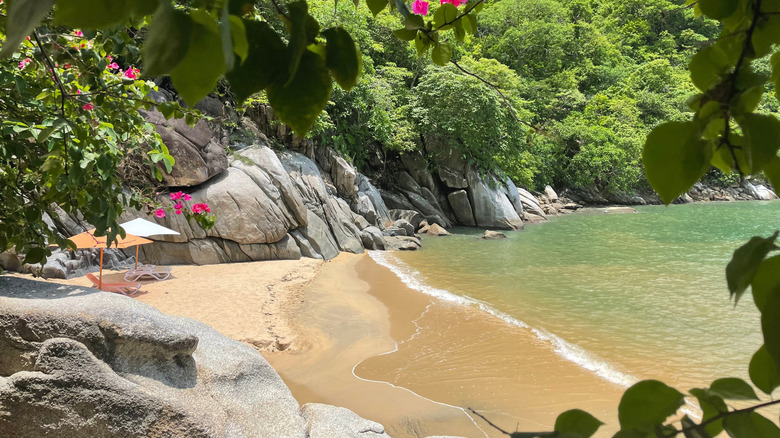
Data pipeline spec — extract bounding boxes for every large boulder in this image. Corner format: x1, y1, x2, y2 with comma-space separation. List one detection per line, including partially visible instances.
425, 136, 468, 189
466, 168, 524, 230
141, 109, 227, 187
515, 187, 546, 219
356, 174, 391, 227
302, 404, 389, 438
0, 276, 308, 437
447, 190, 476, 226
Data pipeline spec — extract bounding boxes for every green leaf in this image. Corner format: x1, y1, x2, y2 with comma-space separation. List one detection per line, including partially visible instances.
405, 14, 425, 30
463, 13, 477, 35
553, 409, 603, 438
761, 290, 780, 370
366, 0, 388, 16
414, 31, 430, 57
752, 255, 780, 312
680, 415, 711, 438
739, 114, 780, 174
0, 0, 56, 58
689, 45, 731, 92
764, 156, 780, 199
220, 3, 235, 72
752, 16, 780, 58
723, 412, 780, 438
229, 15, 249, 62
285, 1, 318, 80
726, 232, 779, 302
393, 28, 418, 41
225, 20, 286, 104
266, 50, 333, 135
643, 121, 711, 204
689, 388, 726, 437
749, 345, 780, 395
433, 3, 458, 29
23, 246, 45, 265
54, 0, 131, 28
431, 41, 452, 66
323, 28, 361, 91
169, 10, 226, 106
618, 380, 684, 433
709, 377, 759, 400
142, 4, 194, 77
698, 0, 738, 19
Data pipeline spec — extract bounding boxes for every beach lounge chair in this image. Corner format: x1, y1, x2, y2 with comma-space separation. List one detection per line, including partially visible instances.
86, 273, 141, 296
124, 265, 172, 282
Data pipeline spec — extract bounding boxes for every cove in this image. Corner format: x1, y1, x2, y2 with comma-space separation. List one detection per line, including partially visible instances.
359, 201, 778, 432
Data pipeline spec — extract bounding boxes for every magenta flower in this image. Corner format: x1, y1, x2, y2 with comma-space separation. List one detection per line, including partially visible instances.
174, 202, 184, 210
18, 57, 31, 70
155, 208, 165, 218
170, 191, 183, 200
123, 66, 138, 79
174, 209, 183, 215
74, 30, 83, 37
412, 0, 429, 15
108, 62, 119, 70
82, 103, 94, 111
183, 194, 192, 201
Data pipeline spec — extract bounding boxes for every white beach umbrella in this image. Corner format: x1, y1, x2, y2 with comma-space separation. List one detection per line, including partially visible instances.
119, 218, 180, 269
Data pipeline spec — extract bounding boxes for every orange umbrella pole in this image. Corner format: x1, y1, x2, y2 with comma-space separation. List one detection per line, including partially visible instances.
99, 248, 104, 290
135, 245, 139, 270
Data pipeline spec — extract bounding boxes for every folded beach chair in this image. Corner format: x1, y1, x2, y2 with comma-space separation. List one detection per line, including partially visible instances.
124, 265, 172, 282
86, 273, 141, 296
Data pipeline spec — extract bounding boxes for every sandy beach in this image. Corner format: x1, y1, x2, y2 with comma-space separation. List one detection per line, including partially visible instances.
16, 252, 627, 437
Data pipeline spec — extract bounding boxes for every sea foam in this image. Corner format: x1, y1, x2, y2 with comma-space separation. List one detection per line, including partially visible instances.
368, 250, 639, 388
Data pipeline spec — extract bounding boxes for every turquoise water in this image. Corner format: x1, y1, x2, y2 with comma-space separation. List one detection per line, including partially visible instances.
378, 201, 780, 390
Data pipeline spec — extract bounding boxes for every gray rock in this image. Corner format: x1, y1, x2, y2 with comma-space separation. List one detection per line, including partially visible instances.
544, 185, 559, 202
302, 403, 389, 438
360, 227, 386, 250
426, 224, 451, 236
401, 190, 452, 228
466, 169, 524, 230
383, 236, 422, 251
501, 178, 526, 219
356, 174, 391, 226
481, 230, 507, 240
295, 210, 341, 260
332, 156, 358, 199
515, 187, 547, 219
447, 190, 476, 226
383, 226, 407, 237
0, 276, 308, 437
397, 171, 422, 195
380, 190, 416, 211
354, 215, 371, 231
141, 108, 228, 187
389, 210, 424, 231
393, 219, 415, 236
425, 135, 468, 189
290, 229, 324, 259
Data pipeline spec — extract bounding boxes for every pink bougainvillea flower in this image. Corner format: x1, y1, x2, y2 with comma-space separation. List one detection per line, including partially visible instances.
82, 103, 94, 111
18, 57, 31, 70
174, 202, 184, 210
106, 55, 112, 62
64, 63, 71, 69
123, 66, 138, 79
74, 30, 83, 37
155, 208, 165, 218
174, 209, 183, 215
192, 204, 203, 214
108, 62, 119, 70
412, 0, 429, 15
203, 203, 211, 213
183, 194, 192, 201
170, 191, 183, 200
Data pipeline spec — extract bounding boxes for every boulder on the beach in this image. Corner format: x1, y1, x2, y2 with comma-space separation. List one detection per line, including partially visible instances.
426, 223, 451, 236
384, 235, 422, 250
481, 230, 507, 240
303, 403, 389, 438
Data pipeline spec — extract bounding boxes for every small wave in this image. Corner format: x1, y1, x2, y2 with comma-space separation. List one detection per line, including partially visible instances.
368, 250, 638, 388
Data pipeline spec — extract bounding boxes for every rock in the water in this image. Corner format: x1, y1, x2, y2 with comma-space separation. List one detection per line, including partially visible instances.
426, 224, 451, 236
383, 236, 422, 250
466, 168, 524, 230
393, 219, 415, 236
544, 185, 559, 202
481, 230, 507, 240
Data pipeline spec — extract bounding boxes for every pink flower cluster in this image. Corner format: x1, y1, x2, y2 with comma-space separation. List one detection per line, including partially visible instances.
412, 0, 467, 16
124, 66, 139, 79
154, 191, 209, 218
18, 57, 31, 70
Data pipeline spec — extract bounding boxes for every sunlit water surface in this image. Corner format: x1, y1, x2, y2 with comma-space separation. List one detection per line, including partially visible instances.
376, 201, 780, 390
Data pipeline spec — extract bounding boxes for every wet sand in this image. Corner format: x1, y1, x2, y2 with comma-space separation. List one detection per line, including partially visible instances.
265, 254, 626, 437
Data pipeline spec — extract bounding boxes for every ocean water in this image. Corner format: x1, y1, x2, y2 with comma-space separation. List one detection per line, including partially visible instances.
371, 201, 780, 391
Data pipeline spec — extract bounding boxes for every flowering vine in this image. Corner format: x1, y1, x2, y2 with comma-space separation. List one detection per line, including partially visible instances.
153, 191, 216, 230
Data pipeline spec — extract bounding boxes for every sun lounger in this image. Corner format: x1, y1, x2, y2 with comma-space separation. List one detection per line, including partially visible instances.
124, 265, 172, 282
86, 273, 141, 296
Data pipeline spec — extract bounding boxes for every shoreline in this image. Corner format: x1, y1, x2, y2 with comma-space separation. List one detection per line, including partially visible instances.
14, 251, 627, 436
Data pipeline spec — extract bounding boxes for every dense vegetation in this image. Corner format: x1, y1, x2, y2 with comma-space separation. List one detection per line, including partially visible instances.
307, 0, 729, 193
3, 0, 780, 437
